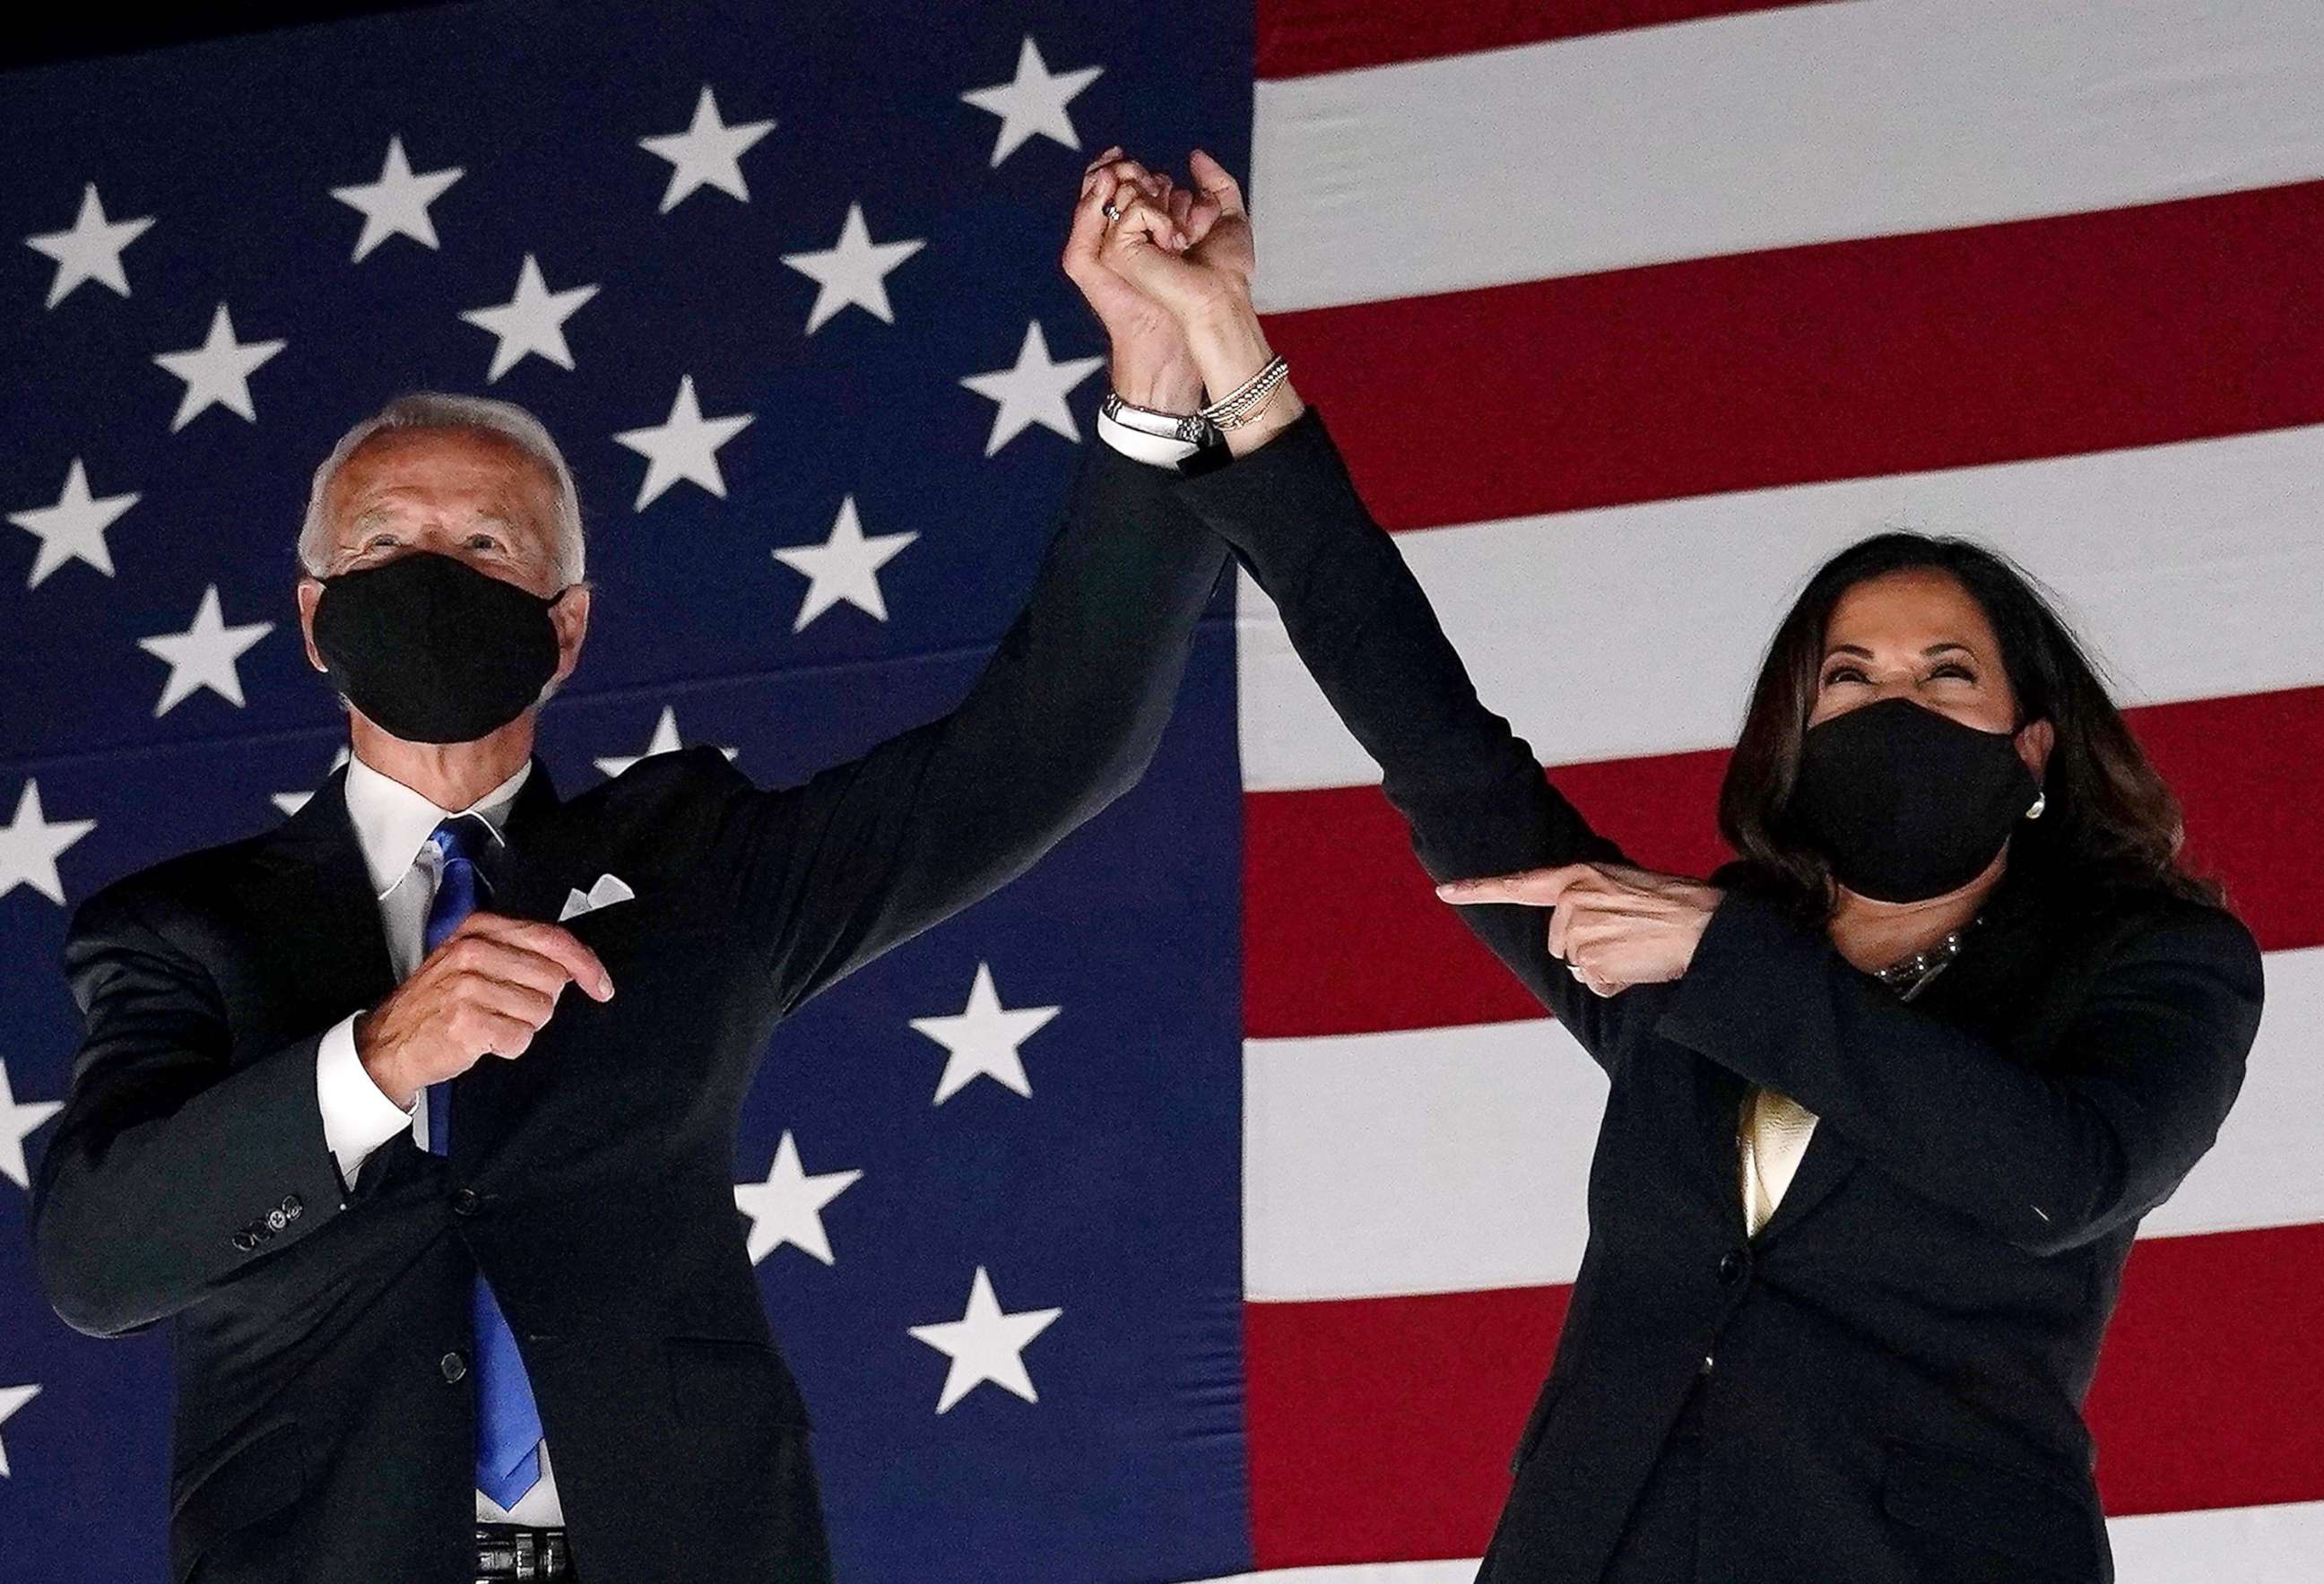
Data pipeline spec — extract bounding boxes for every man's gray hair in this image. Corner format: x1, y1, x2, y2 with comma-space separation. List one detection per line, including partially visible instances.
297, 393, 586, 584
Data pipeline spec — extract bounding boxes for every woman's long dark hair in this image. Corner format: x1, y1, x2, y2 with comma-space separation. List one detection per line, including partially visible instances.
1717, 532, 2220, 919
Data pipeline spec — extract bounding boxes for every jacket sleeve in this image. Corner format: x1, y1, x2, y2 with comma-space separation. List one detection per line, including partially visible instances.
1657, 891, 2266, 1253
30, 882, 353, 1337
707, 435, 1229, 1012
1166, 405, 1639, 1062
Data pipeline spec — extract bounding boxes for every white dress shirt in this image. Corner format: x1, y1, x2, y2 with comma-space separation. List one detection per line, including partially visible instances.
310, 749, 568, 1527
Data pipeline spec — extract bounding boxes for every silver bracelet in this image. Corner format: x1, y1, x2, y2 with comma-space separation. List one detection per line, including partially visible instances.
1199, 354, 1290, 431
1100, 391, 1217, 447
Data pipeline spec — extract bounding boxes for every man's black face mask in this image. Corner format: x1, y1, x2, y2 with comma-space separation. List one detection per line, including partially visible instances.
311, 550, 568, 744
1789, 696, 2042, 904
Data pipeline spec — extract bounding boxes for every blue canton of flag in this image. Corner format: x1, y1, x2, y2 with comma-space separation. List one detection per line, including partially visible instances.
0, 2, 1256, 1578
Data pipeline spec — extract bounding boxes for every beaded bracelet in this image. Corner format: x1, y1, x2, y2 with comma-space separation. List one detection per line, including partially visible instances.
1200, 354, 1291, 431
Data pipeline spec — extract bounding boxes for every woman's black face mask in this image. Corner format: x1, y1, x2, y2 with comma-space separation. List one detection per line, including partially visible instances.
1789, 696, 2042, 904
310, 551, 568, 744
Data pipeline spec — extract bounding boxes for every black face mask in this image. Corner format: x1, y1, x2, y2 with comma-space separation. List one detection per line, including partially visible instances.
1789, 696, 2042, 904
310, 551, 566, 744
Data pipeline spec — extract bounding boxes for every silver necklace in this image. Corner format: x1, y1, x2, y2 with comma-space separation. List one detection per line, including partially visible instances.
1873, 924, 1970, 1001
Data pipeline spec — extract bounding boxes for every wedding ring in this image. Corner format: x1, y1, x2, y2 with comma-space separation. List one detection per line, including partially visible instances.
1101, 201, 1123, 221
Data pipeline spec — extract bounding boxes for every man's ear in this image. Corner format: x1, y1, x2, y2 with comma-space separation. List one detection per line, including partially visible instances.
548, 583, 592, 688
294, 576, 328, 672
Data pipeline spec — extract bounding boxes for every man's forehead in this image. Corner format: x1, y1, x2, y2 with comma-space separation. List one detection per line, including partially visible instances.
330, 428, 551, 517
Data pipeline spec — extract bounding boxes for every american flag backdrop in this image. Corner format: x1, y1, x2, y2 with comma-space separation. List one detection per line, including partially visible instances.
2, 2, 2320, 1582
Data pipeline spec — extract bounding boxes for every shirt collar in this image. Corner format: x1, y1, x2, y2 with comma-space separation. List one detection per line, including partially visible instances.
342, 750, 533, 899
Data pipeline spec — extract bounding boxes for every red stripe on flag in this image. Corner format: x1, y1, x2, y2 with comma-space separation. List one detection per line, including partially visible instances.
1244, 687, 2324, 1038
1244, 1284, 1571, 1568
2086, 1223, 2324, 1516
1244, 749, 1730, 1036
1261, 183, 2324, 532
1242, 1224, 2324, 1569
1255, 0, 1829, 80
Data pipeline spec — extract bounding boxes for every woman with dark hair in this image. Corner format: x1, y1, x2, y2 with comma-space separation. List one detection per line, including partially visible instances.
1088, 158, 2267, 1581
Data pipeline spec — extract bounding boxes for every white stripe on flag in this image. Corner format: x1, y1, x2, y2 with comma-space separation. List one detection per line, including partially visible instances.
1244, 948, 2322, 1303
1193, 1498, 2324, 1580
1236, 424, 2324, 793
1251, 0, 2324, 312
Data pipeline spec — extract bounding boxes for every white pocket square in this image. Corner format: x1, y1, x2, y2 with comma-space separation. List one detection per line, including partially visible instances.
559, 872, 637, 921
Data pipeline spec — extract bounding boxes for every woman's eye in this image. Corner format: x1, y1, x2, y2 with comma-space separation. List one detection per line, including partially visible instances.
1929, 662, 1976, 682
1821, 666, 1868, 687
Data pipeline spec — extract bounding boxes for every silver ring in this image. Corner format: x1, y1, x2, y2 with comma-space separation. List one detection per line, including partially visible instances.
1101, 201, 1123, 222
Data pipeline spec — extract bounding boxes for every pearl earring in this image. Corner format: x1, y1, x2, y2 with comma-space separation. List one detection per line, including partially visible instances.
2026, 791, 2046, 820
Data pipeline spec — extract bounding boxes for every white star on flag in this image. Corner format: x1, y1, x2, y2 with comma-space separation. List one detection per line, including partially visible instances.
330, 136, 464, 262
960, 320, 1103, 456
639, 85, 775, 212
272, 746, 351, 817
594, 705, 739, 779
908, 1268, 1062, 1414
908, 962, 1060, 1104
0, 1061, 62, 1193
779, 203, 925, 334
460, 254, 600, 382
733, 1131, 863, 1266
0, 1384, 39, 1478
24, 183, 153, 308
152, 304, 285, 432
137, 584, 273, 715
9, 458, 138, 587
961, 37, 1104, 167
614, 376, 755, 510
0, 781, 96, 906
773, 496, 916, 632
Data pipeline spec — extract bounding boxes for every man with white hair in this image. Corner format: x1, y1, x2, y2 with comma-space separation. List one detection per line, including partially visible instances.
30, 165, 1227, 1580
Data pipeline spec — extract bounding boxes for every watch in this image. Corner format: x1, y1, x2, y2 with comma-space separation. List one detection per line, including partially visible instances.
1100, 390, 1217, 448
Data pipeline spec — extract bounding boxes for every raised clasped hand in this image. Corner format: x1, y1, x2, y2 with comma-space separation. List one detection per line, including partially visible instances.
1436, 862, 1725, 998
1062, 147, 1257, 402
1094, 147, 1254, 325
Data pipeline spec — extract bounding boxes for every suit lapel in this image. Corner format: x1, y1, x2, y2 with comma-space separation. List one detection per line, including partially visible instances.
473, 755, 564, 922
248, 751, 571, 1013
1679, 1044, 1859, 1247
250, 766, 398, 1021
1751, 1107, 1860, 1245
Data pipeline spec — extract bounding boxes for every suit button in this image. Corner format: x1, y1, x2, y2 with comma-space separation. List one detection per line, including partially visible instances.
451, 1188, 481, 1216
231, 1231, 257, 1252
1717, 1249, 1746, 1284
280, 1194, 303, 1220
440, 1351, 468, 1383
265, 1208, 288, 1232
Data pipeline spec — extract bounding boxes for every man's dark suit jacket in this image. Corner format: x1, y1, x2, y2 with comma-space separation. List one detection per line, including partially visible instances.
28, 443, 1224, 1584
1168, 410, 2267, 1583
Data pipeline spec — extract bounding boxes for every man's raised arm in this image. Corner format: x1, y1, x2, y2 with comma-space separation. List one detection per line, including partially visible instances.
700, 151, 1229, 1008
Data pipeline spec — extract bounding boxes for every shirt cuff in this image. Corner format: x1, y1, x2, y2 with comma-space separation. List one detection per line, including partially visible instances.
1097, 404, 1202, 469
317, 1011, 413, 1190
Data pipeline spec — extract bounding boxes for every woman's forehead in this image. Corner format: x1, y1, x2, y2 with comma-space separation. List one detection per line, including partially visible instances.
1824, 567, 1997, 650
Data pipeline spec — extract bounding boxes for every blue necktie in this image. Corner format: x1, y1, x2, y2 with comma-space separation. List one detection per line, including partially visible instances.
420, 816, 547, 1510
